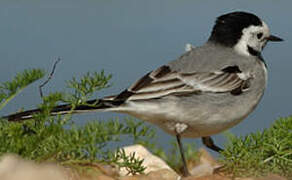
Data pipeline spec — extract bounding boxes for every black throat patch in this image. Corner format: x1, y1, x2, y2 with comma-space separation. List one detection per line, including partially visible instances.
247, 45, 267, 67
247, 45, 260, 56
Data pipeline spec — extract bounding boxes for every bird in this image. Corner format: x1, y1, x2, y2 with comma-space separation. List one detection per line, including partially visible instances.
3, 11, 283, 176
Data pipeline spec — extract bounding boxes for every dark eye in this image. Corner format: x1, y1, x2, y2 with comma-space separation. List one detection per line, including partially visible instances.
257, 33, 263, 39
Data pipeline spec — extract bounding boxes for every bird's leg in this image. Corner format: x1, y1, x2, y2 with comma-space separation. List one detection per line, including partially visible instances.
202, 136, 223, 152
174, 123, 190, 176
176, 134, 191, 177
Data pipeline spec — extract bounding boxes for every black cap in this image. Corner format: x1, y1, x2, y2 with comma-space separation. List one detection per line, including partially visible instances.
208, 11, 263, 47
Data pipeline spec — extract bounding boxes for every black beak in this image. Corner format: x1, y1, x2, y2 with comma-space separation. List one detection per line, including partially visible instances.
267, 35, 283, 42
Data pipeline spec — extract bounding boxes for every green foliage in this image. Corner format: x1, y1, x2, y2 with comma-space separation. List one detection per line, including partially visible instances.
0, 69, 45, 110
0, 69, 149, 175
108, 148, 146, 175
220, 116, 292, 178
0, 115, 154, 163
66, 71, 112, 105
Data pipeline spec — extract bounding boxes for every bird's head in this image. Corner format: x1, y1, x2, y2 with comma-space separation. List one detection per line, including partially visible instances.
208, 11, 283, 56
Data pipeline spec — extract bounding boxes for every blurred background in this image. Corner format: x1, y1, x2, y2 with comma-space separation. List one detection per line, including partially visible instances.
0, 0, 291, 152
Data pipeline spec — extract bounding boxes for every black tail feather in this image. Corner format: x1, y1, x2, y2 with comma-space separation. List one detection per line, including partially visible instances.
2, 98, 123, 122
3, 108, 42, 122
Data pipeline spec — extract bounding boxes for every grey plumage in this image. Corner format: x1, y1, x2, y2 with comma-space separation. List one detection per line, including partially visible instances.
111, 42, 266, 138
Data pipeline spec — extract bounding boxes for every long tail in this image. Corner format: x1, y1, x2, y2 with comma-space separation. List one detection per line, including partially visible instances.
2, 98, 123, 122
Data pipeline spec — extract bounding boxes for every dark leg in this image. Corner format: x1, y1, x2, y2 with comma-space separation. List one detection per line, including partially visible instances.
176, 134, 191, 176
202, 136, 223, 152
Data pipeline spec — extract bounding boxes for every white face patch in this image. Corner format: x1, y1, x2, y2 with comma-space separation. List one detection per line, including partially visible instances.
234, 21, 270, 56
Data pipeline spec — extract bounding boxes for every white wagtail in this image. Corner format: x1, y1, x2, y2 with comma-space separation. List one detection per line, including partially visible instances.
4, 11, 283, 176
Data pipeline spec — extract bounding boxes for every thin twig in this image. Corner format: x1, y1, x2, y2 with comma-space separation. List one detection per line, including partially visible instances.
39, 57, 61, 98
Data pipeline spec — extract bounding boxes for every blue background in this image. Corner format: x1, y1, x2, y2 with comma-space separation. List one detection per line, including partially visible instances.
1, 0, 291, 152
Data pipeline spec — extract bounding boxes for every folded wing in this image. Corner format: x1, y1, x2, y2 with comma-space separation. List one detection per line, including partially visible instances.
114, 65, 251, 101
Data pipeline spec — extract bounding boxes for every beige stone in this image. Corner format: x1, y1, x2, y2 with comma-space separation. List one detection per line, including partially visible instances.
95, 163, 119, 177
198, 148, 219, 166
119, 176, 139, 180
0, 154, 67, 180
118, 144, 179, 177
120, 170, 177, 180
183, 174, 230, 180
141, 169, 181, 180
94, 174, 116, 180
189, 148, 221, 177
235, 177, 254, 180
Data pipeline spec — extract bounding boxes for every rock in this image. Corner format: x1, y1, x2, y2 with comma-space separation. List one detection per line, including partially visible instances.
189, 163, 214, 178
141, 169, 180, 180
0, 154, 118, 180
118, 144, 179, 177
253, 174, 287, 180
120, 169, 180, 180
183, 174, 230, 180
0, 151, 287, 180
189, 148, 221, 177
182, 173, 288, 180
119, 176, 140, 180
0, 154, 67, 180
95, 163, 119, 177
235, 177, 254, 180
94, 174, 116, 180
197, 148, 219, 166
